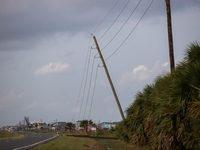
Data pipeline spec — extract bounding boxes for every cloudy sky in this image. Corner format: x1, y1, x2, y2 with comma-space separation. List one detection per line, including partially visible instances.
0, 0, 200, 127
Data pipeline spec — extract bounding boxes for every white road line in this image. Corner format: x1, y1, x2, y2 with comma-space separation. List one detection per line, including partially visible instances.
13, 135, 58, 150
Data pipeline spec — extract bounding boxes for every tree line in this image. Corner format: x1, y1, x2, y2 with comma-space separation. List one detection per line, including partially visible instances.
65, 120, 96, 133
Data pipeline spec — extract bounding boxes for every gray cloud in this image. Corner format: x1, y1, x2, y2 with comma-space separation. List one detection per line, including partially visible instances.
0, 0, 113, 41
0, 0, 200, 127
0, 0, 199, 51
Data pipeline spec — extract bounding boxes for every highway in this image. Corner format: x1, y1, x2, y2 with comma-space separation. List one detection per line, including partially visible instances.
0, 132, 58, 150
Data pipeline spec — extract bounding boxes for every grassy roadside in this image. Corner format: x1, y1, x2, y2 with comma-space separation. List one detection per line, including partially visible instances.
66, 132, 117, 138
95, 138, 149, 150
31, 134, 149, 150
19, 131, 149, 149
31, 135, 102, 150
0, 131, 24, 140
21, 130, 117, 138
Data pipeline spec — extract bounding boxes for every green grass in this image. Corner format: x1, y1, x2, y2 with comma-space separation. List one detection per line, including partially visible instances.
22, 130, 117, 138
31, 135, 101, 150
0, 131, 24, 139
31, 134, 149, 150
95, 139, 149, 150
66, 132, 117, 138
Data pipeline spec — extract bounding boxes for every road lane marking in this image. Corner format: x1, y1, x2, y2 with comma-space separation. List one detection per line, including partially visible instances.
13, 135, 57, 150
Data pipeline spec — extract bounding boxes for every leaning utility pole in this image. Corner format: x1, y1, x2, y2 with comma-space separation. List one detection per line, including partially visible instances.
93, 36, 125, 120
165, 0, 175, 73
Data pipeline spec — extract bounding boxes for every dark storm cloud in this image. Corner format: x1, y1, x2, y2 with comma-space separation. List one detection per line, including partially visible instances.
0, 0, 117, 50
128, 0, 200, 18
0, 0, 114, 40
0, 0, 199, 51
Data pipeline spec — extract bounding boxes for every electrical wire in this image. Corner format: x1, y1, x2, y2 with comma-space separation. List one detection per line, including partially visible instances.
98, 0, 131, 41
88, 65, 99, 120
73, 1, 120, 121
101, 0, 142, 51
83, 57, 95, 119
105, 0, 155, 61
78, 38, 93, 120
72, 35, 92, 121
73, 0, 154, 121
92, 0, 119, 34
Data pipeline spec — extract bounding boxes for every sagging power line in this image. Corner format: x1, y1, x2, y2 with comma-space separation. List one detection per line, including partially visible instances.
92, 0, 119, 34
98, 0, 131, 41
78, 46, 92, 120
83, 57, 96, 119
73, 0, 155, 122
105, 0, 155, 61
88, 65, 99, 120
73, 1, 123, 121
100, 0, 142, 52
72, 36, 92, 121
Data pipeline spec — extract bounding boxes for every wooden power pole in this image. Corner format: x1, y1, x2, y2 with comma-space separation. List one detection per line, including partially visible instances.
93, 36, 125, 120
165, 0, 175, 73
166, 1, 177, 144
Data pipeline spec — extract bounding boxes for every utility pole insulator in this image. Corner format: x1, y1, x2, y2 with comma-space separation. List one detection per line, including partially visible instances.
93, 36, 125, 120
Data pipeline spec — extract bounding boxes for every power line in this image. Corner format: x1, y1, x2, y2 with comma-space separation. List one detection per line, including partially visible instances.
72, 35, 92, 121
88, 65, 99, 120
101, 0, 142, 51
83, 57, 95, 119
105, 0, 155, 61
78, 39, 93, 120
92, 0, 119, 34
98, 0, 131, 41
73, 1, 120, 121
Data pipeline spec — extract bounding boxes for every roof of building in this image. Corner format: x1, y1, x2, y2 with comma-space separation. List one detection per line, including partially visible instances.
57, 122, 66, 124
76, 120, 83, 123
98, 122, 120, 125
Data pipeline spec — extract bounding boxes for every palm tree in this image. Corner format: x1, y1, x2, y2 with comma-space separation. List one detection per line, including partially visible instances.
116, 41, 200, 149
65, 122, 75, 132
80, 120, 93, 133
184, 41, 200, 63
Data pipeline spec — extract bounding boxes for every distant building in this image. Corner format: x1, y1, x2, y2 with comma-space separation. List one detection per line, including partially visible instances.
0, 125, 18, 132
98, 122, 120, 129
87, 126, 96, 132
37, 122, 47, 129
110, 122, 120, 128
29, 122, 46, 127
48, 122, 66, 130
56, 122, 66, 130
76, 120, 82, 130
42, 124, 49, 130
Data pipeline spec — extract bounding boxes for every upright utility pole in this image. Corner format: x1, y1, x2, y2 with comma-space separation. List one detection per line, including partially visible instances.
93, 36, 125, 120
166, 1, 177, 145
165, 0, 175, 73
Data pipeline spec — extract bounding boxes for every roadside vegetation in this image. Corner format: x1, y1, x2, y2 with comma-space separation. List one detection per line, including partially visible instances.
0, 131, 24, 139
31, 135, 147, 150
31, 135, 99, 150
21, 127, 145, 149
115, 42, 200, 149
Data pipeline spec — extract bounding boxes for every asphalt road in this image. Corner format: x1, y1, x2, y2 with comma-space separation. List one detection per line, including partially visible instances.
0, 132, 58, 150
